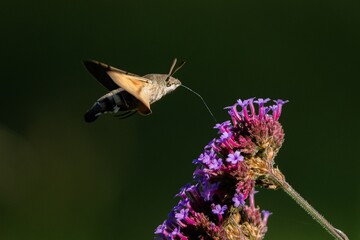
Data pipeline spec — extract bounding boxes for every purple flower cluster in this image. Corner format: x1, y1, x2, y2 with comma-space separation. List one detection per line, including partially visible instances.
155, 98, 288, 239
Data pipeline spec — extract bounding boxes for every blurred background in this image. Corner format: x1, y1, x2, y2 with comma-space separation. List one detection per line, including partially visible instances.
0, 0, 359, 239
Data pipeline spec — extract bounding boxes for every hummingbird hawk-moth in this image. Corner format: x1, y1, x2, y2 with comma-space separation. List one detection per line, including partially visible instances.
83, 58, 185, 122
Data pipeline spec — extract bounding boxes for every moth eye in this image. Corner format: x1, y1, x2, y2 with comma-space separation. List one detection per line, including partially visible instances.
166, 82, 172, 87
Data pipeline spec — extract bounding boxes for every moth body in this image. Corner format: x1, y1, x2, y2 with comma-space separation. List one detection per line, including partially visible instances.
141, 74, 181, 104
83, 59, 184, 122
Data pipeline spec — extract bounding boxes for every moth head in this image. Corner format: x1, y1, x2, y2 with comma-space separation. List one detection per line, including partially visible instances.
164, 58, 185, 94
165, 77, 182, 94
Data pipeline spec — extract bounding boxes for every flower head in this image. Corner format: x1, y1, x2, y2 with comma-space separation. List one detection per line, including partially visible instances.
155, 98, 288, 240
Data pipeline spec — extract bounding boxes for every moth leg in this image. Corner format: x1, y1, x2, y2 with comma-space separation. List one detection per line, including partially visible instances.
114, 110, 137, 119
118, 111, 137, 119
113, 111, 132, 118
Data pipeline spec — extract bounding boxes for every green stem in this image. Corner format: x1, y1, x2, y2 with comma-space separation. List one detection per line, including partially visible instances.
269, 173, 349, 240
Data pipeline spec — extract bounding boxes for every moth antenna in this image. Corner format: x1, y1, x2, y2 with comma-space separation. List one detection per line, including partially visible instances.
171, 60, 186, 76
166, 58, 186, 82
181, 84, 217, 123
167, 58, 178, 79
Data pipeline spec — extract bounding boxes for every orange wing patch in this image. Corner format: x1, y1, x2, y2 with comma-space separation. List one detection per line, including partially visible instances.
107, 71, 152, 114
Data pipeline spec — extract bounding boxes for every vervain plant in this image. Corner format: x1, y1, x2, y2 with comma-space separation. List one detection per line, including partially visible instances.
155, 98, 348, 240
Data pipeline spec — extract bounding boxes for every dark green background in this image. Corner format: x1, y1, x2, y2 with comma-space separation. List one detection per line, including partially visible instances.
0, 0, 358, 239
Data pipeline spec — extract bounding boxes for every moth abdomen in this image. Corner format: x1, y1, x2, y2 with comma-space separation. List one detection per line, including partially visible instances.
84, 102, 104, 123
84, 89, 139, 123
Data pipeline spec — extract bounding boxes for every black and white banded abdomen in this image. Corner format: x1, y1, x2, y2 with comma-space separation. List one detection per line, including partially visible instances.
84, 89, 139, 123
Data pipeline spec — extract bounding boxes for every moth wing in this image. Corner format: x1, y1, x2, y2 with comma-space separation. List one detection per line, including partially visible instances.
83, 59, 147, 90
84, 60, 125, 90
107, 71, 152, 115
83, 59, 152, 115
